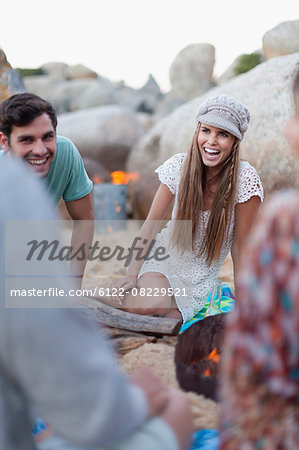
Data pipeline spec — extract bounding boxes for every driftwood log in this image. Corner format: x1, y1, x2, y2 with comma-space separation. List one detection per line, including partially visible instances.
104, 327, 157, 355
81, 296, 181, 336
175, 314, 227, 401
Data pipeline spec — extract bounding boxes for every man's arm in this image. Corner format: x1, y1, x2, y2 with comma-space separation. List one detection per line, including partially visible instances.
65, 193, 94, 287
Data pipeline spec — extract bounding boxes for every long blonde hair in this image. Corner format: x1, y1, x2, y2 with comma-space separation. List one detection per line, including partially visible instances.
170, 125, 240, 265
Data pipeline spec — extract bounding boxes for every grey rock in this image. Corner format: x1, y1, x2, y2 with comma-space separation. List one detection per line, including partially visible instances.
127, 53, 299, 218
23, 75, 62, 99
154, 92, 184, 118
115, 75, 163, 114
0, 48, 25, 102
217, 50, 264, 84
70, 78, 117, 110
169, 43, 215, 101
139, 74, 161, 96
23, 76, 93, 114
40, 62, 69, 79
82, 157, 112, 183
263, 20, 299, 60
65, 64, 98, 80
57, 105, 145, 172
135, 112, 159, 132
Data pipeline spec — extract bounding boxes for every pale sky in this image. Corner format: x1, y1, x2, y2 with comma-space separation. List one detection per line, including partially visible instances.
1, 0, 298, 92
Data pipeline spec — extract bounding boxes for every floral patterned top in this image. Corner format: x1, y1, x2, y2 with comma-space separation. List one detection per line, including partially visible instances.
220, 190, 299, 449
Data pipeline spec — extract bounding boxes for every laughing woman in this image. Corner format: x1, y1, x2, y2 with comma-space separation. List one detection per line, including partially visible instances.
111, 95, 264, 323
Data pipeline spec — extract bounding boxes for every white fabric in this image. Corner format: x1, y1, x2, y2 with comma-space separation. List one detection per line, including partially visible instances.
139, 153, 264, 323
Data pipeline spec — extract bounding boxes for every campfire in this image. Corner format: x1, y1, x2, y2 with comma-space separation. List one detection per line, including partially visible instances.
93, 170, 140, 186
175, 314, 226, 401
203, 347, 221, 377
92, 170, 140, 233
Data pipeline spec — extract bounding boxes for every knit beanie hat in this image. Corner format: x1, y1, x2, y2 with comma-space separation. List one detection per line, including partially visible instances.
196, 95, 250, 140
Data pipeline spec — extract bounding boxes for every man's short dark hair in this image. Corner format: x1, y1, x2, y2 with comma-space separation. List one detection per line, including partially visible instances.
0, 93, 58, 137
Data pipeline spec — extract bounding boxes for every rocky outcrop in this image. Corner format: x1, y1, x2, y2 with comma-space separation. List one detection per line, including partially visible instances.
263, 20, 299, 60
40, 62, 69, 79
57, 105, 145, 172
218, 51, 264, 84
70, 78, 118, 110
0, 48, 25, 103
22, 70, 179, 118
127, 53, 299, 218
65, 63, 98, 80
23, 76, 93, 114
169, 43, 215, 101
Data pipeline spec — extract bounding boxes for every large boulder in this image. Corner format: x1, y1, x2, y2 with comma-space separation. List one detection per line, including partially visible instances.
65, 63, 98, 80
169, 43, 215, 101
263, 20, 299, 60
70, 78, 117, 110
40, 62, 69, 79
23, 76, 93, 113
115, 74, 163, 114
57, 105, 145, 172
0, 48, 25, 103
218, 51, 264, 84
127, 53, 299, 218
40, 62, 98, 80
23, 75, 64, 98
82, 157, 112, 183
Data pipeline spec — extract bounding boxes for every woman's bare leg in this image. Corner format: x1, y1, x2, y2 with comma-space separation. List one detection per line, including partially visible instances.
121, 272, 182, 321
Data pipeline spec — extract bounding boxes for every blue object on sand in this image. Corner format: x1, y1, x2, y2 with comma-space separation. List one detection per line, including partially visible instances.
32, 416, 47, 436
190, 429, 219, 449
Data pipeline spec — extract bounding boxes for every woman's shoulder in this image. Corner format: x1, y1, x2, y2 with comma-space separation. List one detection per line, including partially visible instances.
238, 160, 257, 173
156, 153, 187, 172
164, 153, 187, 165
155, 153, 187, 194
236, 160, 264, 203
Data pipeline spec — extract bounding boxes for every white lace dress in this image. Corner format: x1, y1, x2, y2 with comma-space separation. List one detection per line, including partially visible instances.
138, 153, 264, 323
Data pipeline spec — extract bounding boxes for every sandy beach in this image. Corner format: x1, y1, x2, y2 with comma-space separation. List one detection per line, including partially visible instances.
77, 221, 234, 430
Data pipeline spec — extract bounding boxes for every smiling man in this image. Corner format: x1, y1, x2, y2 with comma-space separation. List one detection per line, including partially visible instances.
0, 93, 94, 285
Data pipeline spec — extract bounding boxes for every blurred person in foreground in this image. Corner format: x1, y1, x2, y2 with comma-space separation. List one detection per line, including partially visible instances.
0, 158, 193, 450
0, 93, 94, 285
220, 69, 299, 448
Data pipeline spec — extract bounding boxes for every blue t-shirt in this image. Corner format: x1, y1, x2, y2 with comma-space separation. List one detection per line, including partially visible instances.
45, 136, 92, 205
0, 136, 93, 206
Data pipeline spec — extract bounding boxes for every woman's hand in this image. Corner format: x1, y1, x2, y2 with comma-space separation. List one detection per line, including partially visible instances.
110, 276, 137, 305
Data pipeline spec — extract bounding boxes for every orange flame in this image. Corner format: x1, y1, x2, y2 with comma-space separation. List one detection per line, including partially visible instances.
111, 171, 140, 185
115, 206, 121, 213
93, 171, 140, 185
207, 348, 220, 363
204, 369, 211, 377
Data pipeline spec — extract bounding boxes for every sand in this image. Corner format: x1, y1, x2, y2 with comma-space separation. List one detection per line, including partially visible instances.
77, 222, 234, 430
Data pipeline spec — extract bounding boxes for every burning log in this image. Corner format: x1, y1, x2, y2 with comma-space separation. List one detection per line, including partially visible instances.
175, 313, 226, 401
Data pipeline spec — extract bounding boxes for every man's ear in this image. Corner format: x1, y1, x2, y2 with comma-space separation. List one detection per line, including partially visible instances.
0, 132, 10, 152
